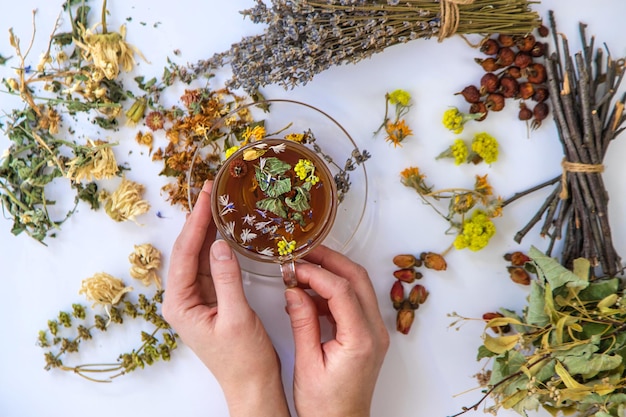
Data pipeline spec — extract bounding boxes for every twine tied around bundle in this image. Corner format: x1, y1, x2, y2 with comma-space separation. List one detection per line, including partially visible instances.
438, 0, 475, 41
559, 158, 605, 200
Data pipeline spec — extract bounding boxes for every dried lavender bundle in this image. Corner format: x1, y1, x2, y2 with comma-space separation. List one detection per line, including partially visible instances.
182, 0, 541, 92
508, 11, 626, 277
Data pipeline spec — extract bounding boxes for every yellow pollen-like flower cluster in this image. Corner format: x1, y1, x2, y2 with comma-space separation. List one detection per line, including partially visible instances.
451, 139, 469, 165
453, 210, 496, 251
242, 125, 266, 144
294, 159, 319, 184
278, 239, 297, 256
442, 108, 465, 134
471, 132, 499, 164
387, 89, 411, 107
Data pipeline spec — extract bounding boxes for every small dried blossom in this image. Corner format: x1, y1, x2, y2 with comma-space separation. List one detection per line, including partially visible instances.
65, 140, 119, 183
75, 24, 145, 80
376, 90, 413, 147
441, 107, 483, 134
129, 244, 163, 289
79, 273, 133, 308
453, 210, 496, 251
102, 177, 151, 223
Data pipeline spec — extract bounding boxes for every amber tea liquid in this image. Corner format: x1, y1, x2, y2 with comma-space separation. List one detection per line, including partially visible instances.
212, 139, 337, 262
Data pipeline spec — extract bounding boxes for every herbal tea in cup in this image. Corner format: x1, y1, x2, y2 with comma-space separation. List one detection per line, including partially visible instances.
211, 138, 338, 287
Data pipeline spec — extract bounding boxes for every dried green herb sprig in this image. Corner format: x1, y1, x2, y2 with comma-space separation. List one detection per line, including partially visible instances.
177, 0, 541, 92
38, 290, 177, 382
452, 247, 626, 417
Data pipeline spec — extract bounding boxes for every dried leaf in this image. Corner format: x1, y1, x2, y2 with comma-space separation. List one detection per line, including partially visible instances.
484, 333, 520, 354
529, 246, 589, 292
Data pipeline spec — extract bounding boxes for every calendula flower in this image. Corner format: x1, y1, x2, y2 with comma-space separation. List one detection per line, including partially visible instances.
103, 177, 150, 223
128, 243, 162, 289
453, 210, 496, 251
135, 131, 154, 155
75, 24, 145, 80
442, 107, 483, 134
400, 166, 432, 194
385, 120, 413, 147
451, 192, 476, 214
79, 272, 133, 308
387, 89, 411, 107
474, 174, 494, 196
277, 238, 296, 256
65, 140, 119, 183
285, 133, 305, 143
242, 125, 266, 144
471, 132, 499, 164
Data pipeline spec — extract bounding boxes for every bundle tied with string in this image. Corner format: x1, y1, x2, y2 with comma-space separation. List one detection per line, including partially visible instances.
504, 12, 626, 277
186, 0, 541, 92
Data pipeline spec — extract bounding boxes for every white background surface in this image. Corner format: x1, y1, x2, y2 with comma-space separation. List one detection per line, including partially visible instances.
1, 1, 626, 416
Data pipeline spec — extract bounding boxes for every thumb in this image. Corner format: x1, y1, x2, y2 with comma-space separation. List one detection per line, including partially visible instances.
285, 288, 322, 363
210, 240, 248, 318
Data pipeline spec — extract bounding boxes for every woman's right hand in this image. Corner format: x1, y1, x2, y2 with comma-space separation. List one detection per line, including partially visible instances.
284, 245, 389, 417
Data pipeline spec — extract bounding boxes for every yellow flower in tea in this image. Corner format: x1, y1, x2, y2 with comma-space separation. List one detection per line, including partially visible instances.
129, 243, 162, 289
385, 119, 412, 147
294, 159, 319, 184
65, 140, 119, 183
75, 24, 145, 80
79, 272, 133, 308
278, 239, 296, 256
103, 177, 150, 223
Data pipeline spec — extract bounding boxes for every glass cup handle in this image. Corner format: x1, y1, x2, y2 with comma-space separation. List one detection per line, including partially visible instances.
280, 260, 297, 288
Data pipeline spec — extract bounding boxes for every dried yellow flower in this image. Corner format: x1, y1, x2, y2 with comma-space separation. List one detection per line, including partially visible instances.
75, 24, 145, 80
129, 244, 162, 289
65, 140, 119, 183
104, 177, 150, 223
79, 272, 133, 307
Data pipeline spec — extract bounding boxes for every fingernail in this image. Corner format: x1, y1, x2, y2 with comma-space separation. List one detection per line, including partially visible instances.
201, 180, 212, 194
212, 240, 233, 261
285, 289, 303, 308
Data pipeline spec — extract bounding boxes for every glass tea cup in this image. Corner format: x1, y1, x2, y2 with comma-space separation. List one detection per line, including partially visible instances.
210, 138, 338, 287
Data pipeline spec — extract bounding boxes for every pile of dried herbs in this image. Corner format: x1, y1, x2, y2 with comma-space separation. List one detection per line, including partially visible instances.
0, 0, 146, 243
176, 0, 542, 92
453, 247, 626, 417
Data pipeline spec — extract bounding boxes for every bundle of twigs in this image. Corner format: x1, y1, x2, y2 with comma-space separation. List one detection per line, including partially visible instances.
181, 0, 541, 92
505, 11, 626, 277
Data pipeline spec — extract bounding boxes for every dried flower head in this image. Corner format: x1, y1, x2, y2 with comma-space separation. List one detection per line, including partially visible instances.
75, 24, 145, 80
65, 140, 119, 183
470, 132, 499, 164
129, 244, 163, 289
79, 272, 133, 307
103, 177, 150, 223
453, 210, 496, 251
